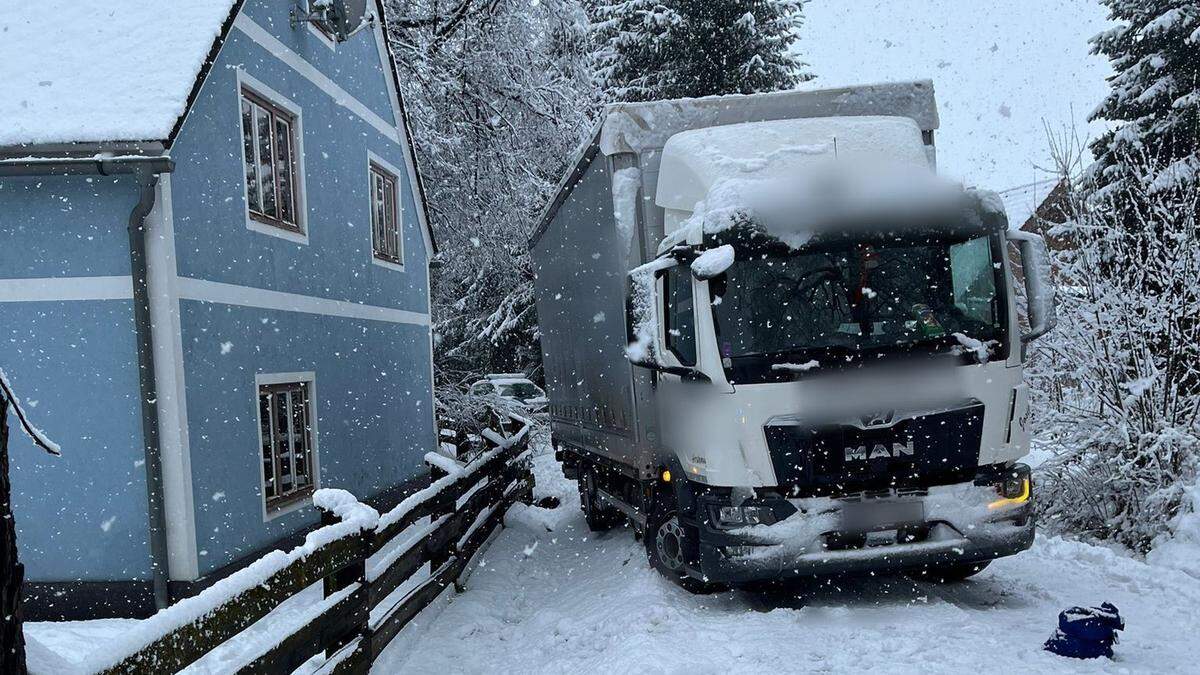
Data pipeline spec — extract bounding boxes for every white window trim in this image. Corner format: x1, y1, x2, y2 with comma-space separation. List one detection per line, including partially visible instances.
236, 69, 310, 246
254, 371, 321, 522
304, 0, 339, 52
366, 150, 405, 272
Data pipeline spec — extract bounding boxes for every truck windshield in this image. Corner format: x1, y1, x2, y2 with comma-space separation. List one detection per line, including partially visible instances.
710, 230, 1007, 380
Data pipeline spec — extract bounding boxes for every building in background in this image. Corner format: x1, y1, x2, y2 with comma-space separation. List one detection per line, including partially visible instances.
0, 0, 436, 619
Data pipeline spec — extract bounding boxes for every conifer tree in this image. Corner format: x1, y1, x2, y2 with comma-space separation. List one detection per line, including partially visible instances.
594, 0, 810, 102
1088, 1, 1199, 198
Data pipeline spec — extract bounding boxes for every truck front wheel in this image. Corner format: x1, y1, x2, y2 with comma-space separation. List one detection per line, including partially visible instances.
645, 499, 724, 594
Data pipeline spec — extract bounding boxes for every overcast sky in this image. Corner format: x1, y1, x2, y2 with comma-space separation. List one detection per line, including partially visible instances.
797, 0, 1114, 190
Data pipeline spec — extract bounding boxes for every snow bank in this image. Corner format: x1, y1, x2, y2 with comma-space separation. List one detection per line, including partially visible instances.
0, 1, 238, 146
1147, 484, 1200, 580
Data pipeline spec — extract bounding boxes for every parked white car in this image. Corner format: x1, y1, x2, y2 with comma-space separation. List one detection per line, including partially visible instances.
468, 374, 548, 410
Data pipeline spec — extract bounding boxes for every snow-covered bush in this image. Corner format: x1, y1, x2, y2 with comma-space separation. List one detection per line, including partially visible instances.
1030, 132, 1200, 552
435, 380, 545, 461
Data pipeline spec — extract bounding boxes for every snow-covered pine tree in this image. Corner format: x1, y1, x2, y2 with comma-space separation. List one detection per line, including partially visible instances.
1088, 1, 1199, 199
593, 0, 810, 102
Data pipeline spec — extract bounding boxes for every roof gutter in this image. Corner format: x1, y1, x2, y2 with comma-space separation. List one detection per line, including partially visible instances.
1, 154, 176, 611
0, 155, 173, 177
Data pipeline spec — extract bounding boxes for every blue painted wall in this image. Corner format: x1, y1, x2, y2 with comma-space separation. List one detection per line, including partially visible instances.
181, 302, 433, 573
0, 175, 152, 581
0, 175, 138, 278
170, 28, 428, 311
169, 0, 434, 575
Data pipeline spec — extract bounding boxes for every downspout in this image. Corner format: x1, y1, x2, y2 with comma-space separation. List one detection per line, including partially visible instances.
124, 167, 173, 611
1, 154, 175, 610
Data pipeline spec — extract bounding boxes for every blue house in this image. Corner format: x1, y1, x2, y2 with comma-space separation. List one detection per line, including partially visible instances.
0, 0, 437, 619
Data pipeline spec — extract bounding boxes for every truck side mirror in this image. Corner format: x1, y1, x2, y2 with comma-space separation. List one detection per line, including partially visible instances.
1007, 230, 1057, 343
624, 257, 711, 384
625, 258, 673, 370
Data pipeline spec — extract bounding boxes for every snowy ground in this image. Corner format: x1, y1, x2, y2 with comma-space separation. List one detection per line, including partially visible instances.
377, 451, 1200, 674
24, 448, 1200, 673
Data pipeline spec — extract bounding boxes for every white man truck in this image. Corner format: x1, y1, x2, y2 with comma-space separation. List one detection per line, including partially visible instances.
528, 81, 1055, 590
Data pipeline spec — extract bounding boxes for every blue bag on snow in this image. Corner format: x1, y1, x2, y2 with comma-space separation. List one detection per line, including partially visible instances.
1043, 602, 1124, 659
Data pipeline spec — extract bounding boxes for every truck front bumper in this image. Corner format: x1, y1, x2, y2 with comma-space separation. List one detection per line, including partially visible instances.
692, 481, 1035, 585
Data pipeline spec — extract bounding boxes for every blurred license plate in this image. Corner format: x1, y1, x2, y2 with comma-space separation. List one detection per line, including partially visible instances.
842, 500, 924, 532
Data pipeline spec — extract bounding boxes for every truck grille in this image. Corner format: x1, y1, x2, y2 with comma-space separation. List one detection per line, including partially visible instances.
765, 401, 984, 498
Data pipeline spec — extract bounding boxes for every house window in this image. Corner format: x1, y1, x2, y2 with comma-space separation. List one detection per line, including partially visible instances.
241, 88, 301, 233
257, 380, 315, 511
369, 162, 402, 264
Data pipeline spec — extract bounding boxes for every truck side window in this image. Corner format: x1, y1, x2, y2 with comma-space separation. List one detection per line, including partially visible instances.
664, 266, 697, 366
949, 235, 998, 324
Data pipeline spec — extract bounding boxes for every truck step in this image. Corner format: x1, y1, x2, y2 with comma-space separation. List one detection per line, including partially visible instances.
596, 488, 646, 528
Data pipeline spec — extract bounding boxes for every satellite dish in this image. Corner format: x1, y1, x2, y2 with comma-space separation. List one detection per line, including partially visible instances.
327, 0, 370, 41
292, 0, 372, 42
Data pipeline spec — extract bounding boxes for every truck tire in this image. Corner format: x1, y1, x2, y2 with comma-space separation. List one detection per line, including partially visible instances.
579, 469, 622, 532
912, 560, 991, 583
645, 496, 724, 594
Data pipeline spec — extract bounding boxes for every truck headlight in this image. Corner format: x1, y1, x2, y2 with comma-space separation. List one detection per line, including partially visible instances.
712, 504, 777, 528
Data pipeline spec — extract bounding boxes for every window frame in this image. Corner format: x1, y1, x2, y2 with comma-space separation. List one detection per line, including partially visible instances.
254, 372, 320, 520
366, 152, 405, 271
236, 71, 308, 245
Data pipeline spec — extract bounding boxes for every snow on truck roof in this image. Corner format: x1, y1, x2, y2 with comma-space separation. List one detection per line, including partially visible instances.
0, 1, 238, 147
655, 116, 931, 212
599, 80, 939, 157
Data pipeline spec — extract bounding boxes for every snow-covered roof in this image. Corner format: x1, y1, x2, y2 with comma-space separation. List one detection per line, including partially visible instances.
656, 116, 931, 211
997, 179, 1060, 230
0, 1, 238, 148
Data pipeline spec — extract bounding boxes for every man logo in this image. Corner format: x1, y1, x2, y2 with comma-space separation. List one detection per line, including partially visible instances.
844, 440, 915, 461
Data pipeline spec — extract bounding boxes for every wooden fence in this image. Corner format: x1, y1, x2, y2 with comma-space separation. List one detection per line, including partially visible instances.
96, 414, 535, 674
